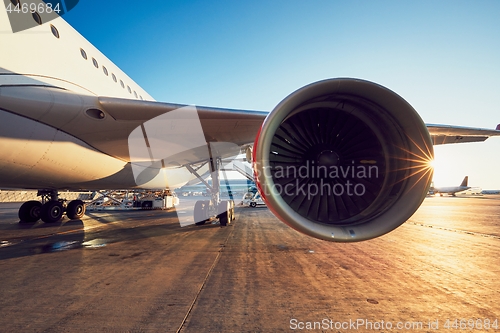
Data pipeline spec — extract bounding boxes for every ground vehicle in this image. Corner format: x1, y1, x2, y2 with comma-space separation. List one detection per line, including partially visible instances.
242, 192, 266, 208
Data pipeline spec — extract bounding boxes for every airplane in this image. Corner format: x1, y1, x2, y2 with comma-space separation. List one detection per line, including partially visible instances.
1, 3, 500, 242
481, 190, 500, 195
430, 176, 471, 196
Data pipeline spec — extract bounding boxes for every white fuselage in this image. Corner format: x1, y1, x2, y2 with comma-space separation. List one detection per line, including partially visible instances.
433, 186, 470, 195
0, 8, 196, 190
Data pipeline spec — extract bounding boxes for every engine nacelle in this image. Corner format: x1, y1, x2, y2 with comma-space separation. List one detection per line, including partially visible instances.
253, 78, 433, 242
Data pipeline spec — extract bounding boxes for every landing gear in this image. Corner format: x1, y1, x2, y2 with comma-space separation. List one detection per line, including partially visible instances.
40, 200, 64, 223
187, 154, 236, 226
194, 200, 209, 225
66, 200, 86, 219
18, 200, 42, 223
17, 190, 87, 223
217, 200, 231, 226
193, 198, 234, 226
229, 200, 235, 221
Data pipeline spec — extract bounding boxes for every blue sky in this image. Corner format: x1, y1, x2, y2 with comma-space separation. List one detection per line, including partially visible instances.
64, 1, 500, 189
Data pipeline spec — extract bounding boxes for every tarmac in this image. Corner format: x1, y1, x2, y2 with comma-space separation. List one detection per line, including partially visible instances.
0, 195, 499, 332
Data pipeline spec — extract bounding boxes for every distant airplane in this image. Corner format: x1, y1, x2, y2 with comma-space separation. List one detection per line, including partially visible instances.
1, 5, 500, 242
431, 177, 471, 196
481, 189, 500, 194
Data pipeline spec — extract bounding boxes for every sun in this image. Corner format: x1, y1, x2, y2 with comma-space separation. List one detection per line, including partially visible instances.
427, 158, 436, 170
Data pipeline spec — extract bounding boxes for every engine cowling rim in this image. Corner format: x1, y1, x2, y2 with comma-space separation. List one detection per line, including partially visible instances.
254, 78, 433, 242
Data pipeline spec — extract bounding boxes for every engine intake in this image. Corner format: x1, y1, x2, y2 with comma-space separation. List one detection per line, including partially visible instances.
253, 78, 433, 242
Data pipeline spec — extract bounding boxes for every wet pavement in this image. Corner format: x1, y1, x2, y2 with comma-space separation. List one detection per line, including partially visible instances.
0, 196, 499, 332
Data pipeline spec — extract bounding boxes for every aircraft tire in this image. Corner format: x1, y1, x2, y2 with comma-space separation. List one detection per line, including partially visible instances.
40, 201, 64, 223
66, 200, 86, 219
194, 200, 209, 225
229, 200, 235, 221
218, 200, 230, 226
18, 200, 42, 223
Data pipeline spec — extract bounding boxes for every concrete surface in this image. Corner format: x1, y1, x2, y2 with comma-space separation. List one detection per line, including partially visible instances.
0, 196, 499, 332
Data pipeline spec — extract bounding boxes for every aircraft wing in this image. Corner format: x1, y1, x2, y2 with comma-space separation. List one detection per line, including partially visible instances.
97, 96, 267, 164
426, 124, 500, 145
99, 97, 500, 157
3, 85, 499, 167
98, 96, 267, 146
0, 84, 266, 166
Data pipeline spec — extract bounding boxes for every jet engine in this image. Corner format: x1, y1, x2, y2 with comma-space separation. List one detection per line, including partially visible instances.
253, 78, 433, 242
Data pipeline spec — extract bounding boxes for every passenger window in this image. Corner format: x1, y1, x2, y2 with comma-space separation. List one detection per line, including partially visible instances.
120, 80, 125, 88
112, 73, 117, 82
92, 58, 99, 68
32, 12, 42, 25
50, 25, 59, 38
80, 48, 87, 60
103, 66, 108, 76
